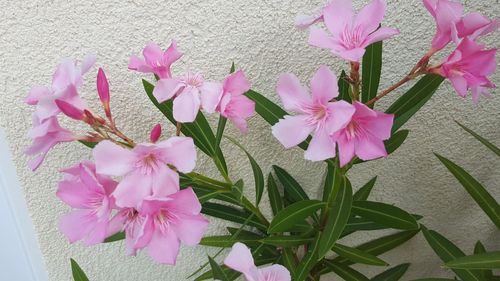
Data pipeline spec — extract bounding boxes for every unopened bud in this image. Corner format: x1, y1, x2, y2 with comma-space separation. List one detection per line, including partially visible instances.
150, 124, 162, 143
55, 99, 84, 121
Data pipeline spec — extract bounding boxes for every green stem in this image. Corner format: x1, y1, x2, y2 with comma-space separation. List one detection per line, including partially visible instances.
242, 197, 270, 227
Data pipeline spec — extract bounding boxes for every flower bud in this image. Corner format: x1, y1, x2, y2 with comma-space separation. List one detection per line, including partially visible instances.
55, 99, 84, 121
150, 124, 162, 143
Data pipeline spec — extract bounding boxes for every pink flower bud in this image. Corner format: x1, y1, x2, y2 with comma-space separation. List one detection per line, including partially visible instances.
97, 68, 110, 104
55, 99, 84, 120
150, 123, 162, 143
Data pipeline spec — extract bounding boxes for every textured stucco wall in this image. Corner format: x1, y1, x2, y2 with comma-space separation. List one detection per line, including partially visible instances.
0, 0, 499, 280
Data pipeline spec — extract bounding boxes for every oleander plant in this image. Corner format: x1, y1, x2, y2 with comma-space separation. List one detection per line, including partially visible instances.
25, 0, 499, 280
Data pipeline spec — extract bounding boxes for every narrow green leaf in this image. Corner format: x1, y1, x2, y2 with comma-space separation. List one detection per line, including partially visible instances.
421, 226, 482, 281
273, 165, 309, 203
267, 174, 283, 216
386, 74, 445, 132
268, 200, 324, 233
70, 259, 89, 281
371, 263, 410, 281
78, 140, 97, 148
230, 62, 236, 73
215, 116, 227, 148
282, 248, 298, 279
202, 203, 267, 231
318, 177, 353, 259
473, 241, 493, 280
435, 153, 500, 228
333, 244, 388, 266
456, 121, 500, 156
230, 179, 244, 202
412, 279, 457, 281
322, 161, 343, 210
208, 256, 230, 281
225, 136, 264, 205
338, 70, 352, 103
296, 234, 322, 281
362, 41, 383, 107
325, 260, 370, 281
104, 232, 125, 243
353, 176, 377, 201
445, 251, 500, 269
200, 235, 261, 248
260, 236, 314, 247
352, 201, 419, 230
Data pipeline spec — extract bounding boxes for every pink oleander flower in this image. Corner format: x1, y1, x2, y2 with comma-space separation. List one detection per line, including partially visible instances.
434, 38, 497, 103
423, 0, 499, 51
224, 242, 291, 281
111, 188, 208, 265
25, 55, 95, 121
272, 66, 355, 161
203, 70, 255, 134
153, 72, 222, 123
331, 101, 394, 167
308, 0, 399, 62
25, 115, 76, 171
129, 41, 183, 79
57, 161, 118, 246
92, 137, 196, 208
294, 1, 331, 29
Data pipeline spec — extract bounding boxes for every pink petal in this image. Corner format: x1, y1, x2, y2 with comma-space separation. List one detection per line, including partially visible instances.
58, 210, 96, 243
308, 27, 338, 50
173, 87, 201, 123
93, 140, 134, 176
295, 13, 324, 29
199, 81, 223, 113
449, 75, 468, 98
310, 65, 339, 104
25, 86, 51, 105
230, 117, 250, 134
112, 171, 152, 208
128, 55, 151, 72
260, 264, 291, 281
272, 115, 313, 148
224, 242, 261, 281
165, 188, 203, 215
355, 0, 386, 36
56, 181, 92, 209
355, 136, 387, 161
225, 95, 256, 119
337, 135, 356, 167
153, 78, 182, 103
162, 40, 183, 67
276, 73, 311, 113
323, 0, 354, 37
223, 70, 251, 96
80, 54, 96, 75
151, 165, 180, 198
337, 48, 367, 62
158, 137, 196, 173
304, 130, 336, 161
172, 214, 208, 246
143, 43, 163, 67
364, 27, 400, 47
147, 229, 180, 265
326, 101, 356, 133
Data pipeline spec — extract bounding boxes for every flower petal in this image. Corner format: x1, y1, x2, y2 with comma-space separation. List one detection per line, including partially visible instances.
260, 264, 291, 281
304, 130, 336, 161
355, 135, 387, 161
308, 27, 338, 50
200, 81, 223, 113
276, 73, 311, 112
147, 229, 180, 265
93, 140, 134, 176
326, 101, 356, 133
310, 65, 339, 103
323, 0, 354, 37
272, 115, 313, 149
158, 137, 196, 173
173, 87, 201, 123
224, 242, 261, 281
113, 171, 152, 208
223, 70, 251, 96
355, 0, 386, 36
153, 78, 182, 103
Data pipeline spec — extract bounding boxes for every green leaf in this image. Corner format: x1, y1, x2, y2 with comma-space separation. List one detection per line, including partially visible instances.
421, 226, 482, 281
230, 179, 244, 202
445, 251, 500, 269
78, 140, 97, 148
322, 161, 343, 210
338, 70, 352, 103
267, 174, 284, 216
202, 203, 267, 231
268, 200, 324, 233
200, 235, 261, 248
70, 259, 89, 281
225, 136, 264, 205
473, 241, 493, 280
435, 153, 500, 228
273, 165, 310, 203
456, 121, 500, 157
386, 74, 445, 132
412, 279, 457, 281
353, 176, 377, 201
332, 244, 388, 266
362, 41, 383, 107
208, 256, 230, 281
371, 263, 410, 281
104, 232, 125, 243
352, 201, 419, 230
324, 260, 370, 281
260, 235, 314, 247
215, 116, 227, 148
230, 62, 236, 73
295, 234, 322, 281
318, 177, 353, 260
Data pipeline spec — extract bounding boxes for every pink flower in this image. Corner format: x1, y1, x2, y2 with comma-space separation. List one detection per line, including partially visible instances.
423, 0, 499, 51
224, 242, 291, 281
128, 41, 183, 79
112, 188, 208, 265
92, 137, 196, 208
203, 70, 255, 134
57, 161, 118, 246
308, 0, 399, 62
272, 66, 355, 161
153, 73, 222, 123
435, 38, 497, 103
331, 102, 394, 167
25, 55, 95, 121
25, 115, 76, 171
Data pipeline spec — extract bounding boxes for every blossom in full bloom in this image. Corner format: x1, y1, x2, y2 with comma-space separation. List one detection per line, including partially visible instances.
272, 66, 355, 161
433, 38, 497, 103
331, 101, 394, 167
92, 137, 196, 208
111, 188, 208, 265
25, 55, 95, 121
423, 0, 499, 51
224, 242, 291, 281
25, 115, 76, 171
153, 72, 222, 123
202, 70, 255, 134
128, 41, 183, 79
308, 0, 399, 62
57, 161, 118, 245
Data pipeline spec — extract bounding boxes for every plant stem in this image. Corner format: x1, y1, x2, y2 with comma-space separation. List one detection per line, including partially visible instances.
176, 122, 182, 136
349, 62, 361, 101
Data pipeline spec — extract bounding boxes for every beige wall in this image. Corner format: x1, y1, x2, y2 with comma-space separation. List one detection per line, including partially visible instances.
0, 0, 498, 280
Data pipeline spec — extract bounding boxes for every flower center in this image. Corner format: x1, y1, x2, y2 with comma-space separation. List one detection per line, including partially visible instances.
155, 209, 179, 234
183, 73, 204, 88
304, 103, 329, 128
137, 153, 160, 175
340, 25, 364, 49
345, 120, 363, 140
